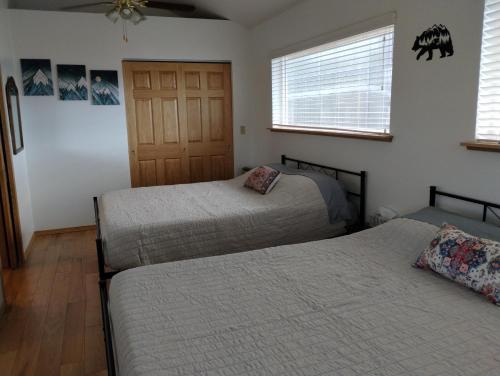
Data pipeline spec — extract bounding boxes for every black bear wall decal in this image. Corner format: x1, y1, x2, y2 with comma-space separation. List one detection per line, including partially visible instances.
412, 24, 454, 61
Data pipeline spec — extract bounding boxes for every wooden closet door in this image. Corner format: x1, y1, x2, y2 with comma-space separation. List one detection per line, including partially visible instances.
123, 61, 233, 187
123, 61, 189, 187
182, 63, 234, 182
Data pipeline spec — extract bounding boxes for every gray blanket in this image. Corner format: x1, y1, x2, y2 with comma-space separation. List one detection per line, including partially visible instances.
109, 218, 500, 376
269, 163, 353, 223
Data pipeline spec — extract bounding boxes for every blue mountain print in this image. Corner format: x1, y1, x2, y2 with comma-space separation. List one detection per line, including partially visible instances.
57, 65, 88, 101
21, 59, 54, 96
91, 70, 119, 105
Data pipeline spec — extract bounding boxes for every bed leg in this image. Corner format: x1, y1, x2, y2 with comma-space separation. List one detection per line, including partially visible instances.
96, 238, 106, 281
359, 171, 367, 230
94, 196, 107, 281
429, 186, 437, 207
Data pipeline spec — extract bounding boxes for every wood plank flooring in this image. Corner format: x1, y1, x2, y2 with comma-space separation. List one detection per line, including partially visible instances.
0, 230, 107, 376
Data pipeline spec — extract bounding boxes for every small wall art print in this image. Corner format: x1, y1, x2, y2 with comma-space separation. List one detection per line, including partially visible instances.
412, 24, 454, 61
20, 59, 54, 96
57, 65, 88, 101
90, 70, 119, 105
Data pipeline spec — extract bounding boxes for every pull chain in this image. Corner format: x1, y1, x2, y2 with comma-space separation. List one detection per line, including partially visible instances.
122, 20, 128, 43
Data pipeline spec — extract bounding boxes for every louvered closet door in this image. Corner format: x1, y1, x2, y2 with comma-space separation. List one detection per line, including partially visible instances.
123, 61, 233, 187
183, 63, 234, 182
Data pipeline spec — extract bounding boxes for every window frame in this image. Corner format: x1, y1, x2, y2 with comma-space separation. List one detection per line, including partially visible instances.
270, 14, 396, 142
464, 0, 500, 152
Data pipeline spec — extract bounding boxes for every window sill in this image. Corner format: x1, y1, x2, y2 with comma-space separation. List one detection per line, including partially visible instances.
461, 141, 500, 153
269, 126, 393, 142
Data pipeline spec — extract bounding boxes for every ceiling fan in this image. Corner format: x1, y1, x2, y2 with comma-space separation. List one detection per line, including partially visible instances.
62, 0, 196, 25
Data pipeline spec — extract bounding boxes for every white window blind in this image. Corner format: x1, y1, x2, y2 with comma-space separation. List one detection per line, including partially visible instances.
477, 0, 500, 141
272, 25, 394, 134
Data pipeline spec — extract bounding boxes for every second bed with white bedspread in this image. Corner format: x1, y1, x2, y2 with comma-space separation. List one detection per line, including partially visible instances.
100, 172, 347, 270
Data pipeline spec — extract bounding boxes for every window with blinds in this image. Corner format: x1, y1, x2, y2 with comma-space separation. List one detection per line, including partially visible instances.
476, 0, 500, 141
272, 25, 394, 134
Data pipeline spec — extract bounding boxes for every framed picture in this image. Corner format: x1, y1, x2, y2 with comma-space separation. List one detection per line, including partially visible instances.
57, 64, 88, 101
20, 59, 54, 96
5, 77, 24, 155
90, 70, 119, 105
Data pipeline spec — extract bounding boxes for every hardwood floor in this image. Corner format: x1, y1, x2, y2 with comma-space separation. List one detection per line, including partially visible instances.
0, 230, 107, 376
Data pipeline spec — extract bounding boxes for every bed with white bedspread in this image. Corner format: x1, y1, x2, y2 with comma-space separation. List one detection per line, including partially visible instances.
99, 170, 350, 271
109, 218, 500, 376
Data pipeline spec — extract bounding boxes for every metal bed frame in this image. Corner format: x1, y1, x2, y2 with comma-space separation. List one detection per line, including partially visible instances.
93, 155, 368, 376
280, 155, 367, 232
93, 197, 118, 375
429, 186, 500, 223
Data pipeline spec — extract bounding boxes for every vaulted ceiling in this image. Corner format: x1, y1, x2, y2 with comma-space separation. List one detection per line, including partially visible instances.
9, 0, 303, 27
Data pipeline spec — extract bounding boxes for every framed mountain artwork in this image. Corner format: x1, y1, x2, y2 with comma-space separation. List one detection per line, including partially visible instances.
57, 65, 88, 101
20, 59, 54, 96
90, 70, 119, 105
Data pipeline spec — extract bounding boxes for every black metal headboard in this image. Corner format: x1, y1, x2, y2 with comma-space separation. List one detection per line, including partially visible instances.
430, 186, 500, 223
281, 155, 367, 229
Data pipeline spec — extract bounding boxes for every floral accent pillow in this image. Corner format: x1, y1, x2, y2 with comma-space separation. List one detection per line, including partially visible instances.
414, 224, 500, 305
244, 166, 281, 195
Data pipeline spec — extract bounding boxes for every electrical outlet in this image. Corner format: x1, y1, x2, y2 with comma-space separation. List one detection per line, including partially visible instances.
240, 126, 246, 135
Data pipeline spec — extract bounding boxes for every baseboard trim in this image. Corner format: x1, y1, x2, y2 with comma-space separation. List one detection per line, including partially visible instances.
35, 225, 96, 237
23, 233, 36, 259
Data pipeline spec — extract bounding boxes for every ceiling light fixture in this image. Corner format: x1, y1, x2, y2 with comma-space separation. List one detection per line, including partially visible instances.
105, 0, 147, 25
61, 1, 199, 42
103, 0, 148, 42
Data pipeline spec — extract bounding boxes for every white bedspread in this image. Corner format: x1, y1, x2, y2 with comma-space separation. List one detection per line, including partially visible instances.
109, 218, 500, 376
100, 173, 345, 270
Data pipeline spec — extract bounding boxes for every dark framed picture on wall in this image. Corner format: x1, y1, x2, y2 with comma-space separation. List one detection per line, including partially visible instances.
57, 64, 88, 101
90, 70, 119, 105
5, 77, 24, 155
20, 58, 54, 96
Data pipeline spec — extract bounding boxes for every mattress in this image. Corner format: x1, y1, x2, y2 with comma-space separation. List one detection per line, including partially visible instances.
100, 172, 346, 270
109, 218, 500, 376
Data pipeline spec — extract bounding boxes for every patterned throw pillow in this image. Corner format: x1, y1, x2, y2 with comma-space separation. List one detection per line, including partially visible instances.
244, 166, 281, 194
414, 224, 500, 305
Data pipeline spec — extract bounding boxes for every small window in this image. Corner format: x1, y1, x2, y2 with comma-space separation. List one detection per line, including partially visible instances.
272, 25, 395, 135
476, 0, 500, 142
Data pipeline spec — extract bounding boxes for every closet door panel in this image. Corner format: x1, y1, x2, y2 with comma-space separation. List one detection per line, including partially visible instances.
124, 62, 188, 187
184, 63, 234, 181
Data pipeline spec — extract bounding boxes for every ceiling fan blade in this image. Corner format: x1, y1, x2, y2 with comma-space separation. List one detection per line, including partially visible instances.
60, 2, 114, 11
147, 1, 196, 12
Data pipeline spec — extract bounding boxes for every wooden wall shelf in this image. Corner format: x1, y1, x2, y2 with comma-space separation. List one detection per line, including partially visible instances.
461, 141, 500, 153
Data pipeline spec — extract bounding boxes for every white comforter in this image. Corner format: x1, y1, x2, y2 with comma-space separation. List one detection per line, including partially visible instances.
109, 218, 500, 376
100, 173, 345, 270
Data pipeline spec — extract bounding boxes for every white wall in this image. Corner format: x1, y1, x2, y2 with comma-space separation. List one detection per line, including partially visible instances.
251, 0, 500, 218
8, 10, 255, 230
